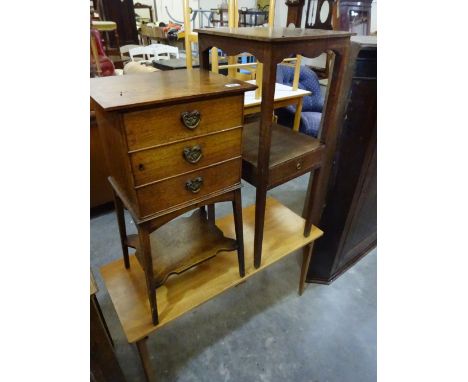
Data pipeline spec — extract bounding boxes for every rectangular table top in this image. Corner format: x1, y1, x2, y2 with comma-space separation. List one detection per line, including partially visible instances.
90, 69, 257, 112
196, 27, 353, 42
101, 197, 323, 343
244, 80, 310, 107
152, 57, 229, 71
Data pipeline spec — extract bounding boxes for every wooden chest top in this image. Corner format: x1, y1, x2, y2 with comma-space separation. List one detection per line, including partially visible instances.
90, 69, 257, 112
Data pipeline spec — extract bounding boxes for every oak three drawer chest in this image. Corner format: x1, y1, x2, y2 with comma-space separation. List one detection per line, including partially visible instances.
91, 69, 257, 325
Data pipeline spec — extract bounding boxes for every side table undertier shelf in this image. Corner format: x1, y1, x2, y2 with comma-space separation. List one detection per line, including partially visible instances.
101, 197, 323, 344
242, 121, 325, 190
126, 209, 238, 287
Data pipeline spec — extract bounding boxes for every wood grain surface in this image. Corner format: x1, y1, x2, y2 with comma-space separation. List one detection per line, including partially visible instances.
126, 209, 238, 287
90, 69, 256, 111
124, 95, 243, 151
136, 158, 241, 217
196, 27, 352, 42
242, 121, 325, 188
101, 197, 323, 343
129, 128, 242, 186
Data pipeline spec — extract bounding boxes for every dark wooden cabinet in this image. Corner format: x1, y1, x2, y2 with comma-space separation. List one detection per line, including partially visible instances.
99, 0, 139, 45
307, 36, 377, 284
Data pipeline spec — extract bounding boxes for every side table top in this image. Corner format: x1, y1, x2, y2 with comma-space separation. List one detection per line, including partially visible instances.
90, 69, 257, 112
196, 27, 353, 42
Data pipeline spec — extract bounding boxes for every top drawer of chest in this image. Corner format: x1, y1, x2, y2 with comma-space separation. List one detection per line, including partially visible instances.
123, 94, 243, 151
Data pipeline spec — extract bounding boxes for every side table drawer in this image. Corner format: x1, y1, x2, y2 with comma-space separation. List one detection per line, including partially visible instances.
130, 128, 241, 187
124, 95, 243, 151
136, 158, 241, 217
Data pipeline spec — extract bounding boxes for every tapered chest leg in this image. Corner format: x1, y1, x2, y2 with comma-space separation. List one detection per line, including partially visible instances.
303, 166, 324, 237
138, 225, 159, 325
299, 243, 314, 296
112, 187, 130, 269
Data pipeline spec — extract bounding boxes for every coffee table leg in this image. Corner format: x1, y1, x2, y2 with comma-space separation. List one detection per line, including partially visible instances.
299, 243, 314, 296
136, 337, 157, 382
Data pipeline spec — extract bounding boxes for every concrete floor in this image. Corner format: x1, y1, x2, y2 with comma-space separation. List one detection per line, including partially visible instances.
91, 174, 377, 382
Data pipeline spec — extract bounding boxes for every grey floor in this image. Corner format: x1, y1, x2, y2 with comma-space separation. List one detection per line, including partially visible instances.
91, 174, 377, 382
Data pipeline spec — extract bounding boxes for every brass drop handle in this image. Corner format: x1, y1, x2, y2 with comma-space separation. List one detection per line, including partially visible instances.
180, 110, 201, 130
183, 145, 203, 164
185, 176, 203, 194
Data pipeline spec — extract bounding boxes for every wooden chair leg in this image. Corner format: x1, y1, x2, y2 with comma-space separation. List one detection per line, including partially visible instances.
303, 166, 324, 237
293, 97, 303, 132
232, 189, 245, 277
112, 188, 130, 269
138, 225, 159, 326
299, 243, 314, 296
136, 337, 157, 382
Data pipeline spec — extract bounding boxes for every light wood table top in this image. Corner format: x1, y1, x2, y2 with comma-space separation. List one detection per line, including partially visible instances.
243, 80, 310, 108
101, 197, 323, 343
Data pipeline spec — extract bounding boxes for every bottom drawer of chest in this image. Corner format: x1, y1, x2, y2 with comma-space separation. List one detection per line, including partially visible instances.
136, 159, 241, 218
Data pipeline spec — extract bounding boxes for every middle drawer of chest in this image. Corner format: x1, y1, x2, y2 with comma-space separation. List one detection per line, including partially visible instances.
130, 128, 242, 187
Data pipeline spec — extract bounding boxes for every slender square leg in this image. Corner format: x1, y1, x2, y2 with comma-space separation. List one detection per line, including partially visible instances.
232, 189, 245, 277
253, 186, 268, 268
207, 204, 215, 224
253, 54, 277, 268
112, 188, 130, 269
138, 225, 159, 325
303, 166, 324, 237
136, 337, 157, 382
